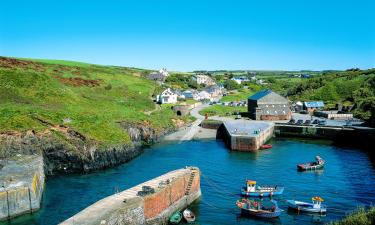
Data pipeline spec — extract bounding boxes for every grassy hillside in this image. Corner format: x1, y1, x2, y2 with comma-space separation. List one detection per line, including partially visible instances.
327, 207, 375, 225
0, 57, 189, 145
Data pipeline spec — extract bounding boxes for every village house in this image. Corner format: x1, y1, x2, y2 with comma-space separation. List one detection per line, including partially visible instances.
231, 76, 250, 84
148, 68, 169, 82
195, 74, 215, 86
304, 101, 325, 113
197, 90, 211, 101
247, 89, 291, 120
205, 85, 223, 100
156, 88, 177, 104
182, 90, 199, 100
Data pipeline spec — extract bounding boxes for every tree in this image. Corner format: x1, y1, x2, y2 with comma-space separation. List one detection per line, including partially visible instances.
224, 79, 240, 90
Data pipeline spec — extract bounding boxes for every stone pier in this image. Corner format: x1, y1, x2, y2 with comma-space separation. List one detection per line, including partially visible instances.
0, 155, 45, 221
218, 120, 274, 151
59, 167, 201, 225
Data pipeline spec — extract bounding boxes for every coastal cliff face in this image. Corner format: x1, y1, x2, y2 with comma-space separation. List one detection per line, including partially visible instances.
0, 122, 174, 175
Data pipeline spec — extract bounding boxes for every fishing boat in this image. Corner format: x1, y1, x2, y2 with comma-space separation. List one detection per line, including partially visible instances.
241, 180, 284, 197
182, 208, 196, 223
169, 211, 182, 224
287, 197, 327, 213
236, 199, 283, 218
297, 156, 325, 170
260, 144, 272, 150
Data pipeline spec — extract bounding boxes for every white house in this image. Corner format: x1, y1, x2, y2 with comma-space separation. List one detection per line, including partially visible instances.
198, 90, 211, 101
196, 74, 215, 86
157, 88, 177, 104
231, 77, 250, 84
182, 90, 200, 100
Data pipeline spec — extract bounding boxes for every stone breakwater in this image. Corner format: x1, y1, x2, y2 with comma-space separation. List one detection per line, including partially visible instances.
60, 167, 201, 225
0, 155, 45, 221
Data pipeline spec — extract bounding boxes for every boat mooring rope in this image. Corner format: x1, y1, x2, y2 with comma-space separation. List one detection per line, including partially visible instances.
200, 173, 238, 198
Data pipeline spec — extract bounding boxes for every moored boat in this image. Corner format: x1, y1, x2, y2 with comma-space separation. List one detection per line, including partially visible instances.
183, 208, 196, 223
236, 199, 283, 218
260, 144, 272, 150
297, 156, 325, 170
241, 180, 284, 197
169, 211, 182, 224
287, 196, 327, 213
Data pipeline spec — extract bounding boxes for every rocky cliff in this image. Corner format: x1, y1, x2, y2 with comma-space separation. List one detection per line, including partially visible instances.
0, 122, 175, 176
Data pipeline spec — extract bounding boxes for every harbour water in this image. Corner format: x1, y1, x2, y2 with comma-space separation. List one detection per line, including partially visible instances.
3, 138, 375, 225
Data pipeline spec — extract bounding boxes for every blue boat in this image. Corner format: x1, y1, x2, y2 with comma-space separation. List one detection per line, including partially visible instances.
287, 197, 327, 213
236, 199, 283, 218
241, 180, 284, 197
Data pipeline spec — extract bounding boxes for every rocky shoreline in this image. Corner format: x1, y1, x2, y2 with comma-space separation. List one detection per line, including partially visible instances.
0, 122, 179, 221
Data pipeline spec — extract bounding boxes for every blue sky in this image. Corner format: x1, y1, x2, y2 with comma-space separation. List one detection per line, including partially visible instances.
0, 0, 374, 71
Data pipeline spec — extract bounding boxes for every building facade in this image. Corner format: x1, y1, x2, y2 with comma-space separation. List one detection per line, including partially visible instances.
196, 74, 215, 86
248, 89, 291, 120
157, 88, 177, 104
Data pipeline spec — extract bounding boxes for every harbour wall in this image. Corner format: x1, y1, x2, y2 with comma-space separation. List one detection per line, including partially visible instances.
59, 167, 201, 225
0, 156, 45, 221
274, 124, 375, 150
217, 120, 274, 151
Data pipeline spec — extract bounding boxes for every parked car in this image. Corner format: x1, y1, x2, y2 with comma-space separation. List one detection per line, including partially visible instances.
288, 119, 296, 124
312, 119, 319, 124
304, 120, 311, 125
296, 119, 304, 125
318, 120, 326, 125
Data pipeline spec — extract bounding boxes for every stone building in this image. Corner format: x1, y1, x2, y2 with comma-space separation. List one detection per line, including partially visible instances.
247, 89, 291, 120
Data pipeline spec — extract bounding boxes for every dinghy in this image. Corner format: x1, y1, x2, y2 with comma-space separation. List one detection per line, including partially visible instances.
169, 211, 182, 224
236, 199, 283, 218
287, 197, 327, 213
260, 144, 272, 150
241, 180, 284, 197
183, 208, 196, 223
297, 156, 325, 170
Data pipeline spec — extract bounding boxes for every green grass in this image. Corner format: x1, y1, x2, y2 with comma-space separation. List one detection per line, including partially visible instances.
221, 86, 260, 102
0, 57, 191, 145
199, 105, 247, 117
327, 207, 375, 225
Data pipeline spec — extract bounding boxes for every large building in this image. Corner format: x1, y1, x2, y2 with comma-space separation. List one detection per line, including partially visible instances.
247, 89, 291, 120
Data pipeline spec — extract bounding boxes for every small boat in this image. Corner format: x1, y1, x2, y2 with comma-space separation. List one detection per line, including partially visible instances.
183, 208, 196, 223
169, 211, 182, 224
236, 199, 283, 218
297, 156, 325, 170
260, 144, 272, 150
241, 180, 284, 197
287, 196, 327, 213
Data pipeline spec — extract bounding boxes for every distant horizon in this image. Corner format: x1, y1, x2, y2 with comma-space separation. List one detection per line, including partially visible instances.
1, 0, 374, 71
2, 55, 373, 73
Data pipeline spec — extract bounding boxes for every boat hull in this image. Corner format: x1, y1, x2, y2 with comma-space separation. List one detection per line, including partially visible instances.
241, 187, 284, 197
287, 200, 327, 213
240, 208, 282, 218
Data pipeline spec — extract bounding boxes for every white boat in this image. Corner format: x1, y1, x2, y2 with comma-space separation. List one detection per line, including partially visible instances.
287, 197, 327, 213
183, 208, 196, 223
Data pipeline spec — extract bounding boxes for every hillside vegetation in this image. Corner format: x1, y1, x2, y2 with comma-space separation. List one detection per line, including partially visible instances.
266, 69, 375, 126
0, 57, 188, 145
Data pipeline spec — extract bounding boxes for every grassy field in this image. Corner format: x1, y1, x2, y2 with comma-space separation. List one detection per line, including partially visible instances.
221, 86, 261, 102
0, 57, 191, 145
199, 105, 247, 117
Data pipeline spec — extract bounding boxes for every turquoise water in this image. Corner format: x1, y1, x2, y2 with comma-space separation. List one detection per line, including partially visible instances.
3, 138, 375, 225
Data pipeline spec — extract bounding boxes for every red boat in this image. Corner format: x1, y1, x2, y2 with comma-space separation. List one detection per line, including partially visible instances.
260, 144, 272, 150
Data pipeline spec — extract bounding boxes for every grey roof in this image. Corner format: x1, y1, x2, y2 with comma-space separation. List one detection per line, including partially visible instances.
248, 89, 273, 100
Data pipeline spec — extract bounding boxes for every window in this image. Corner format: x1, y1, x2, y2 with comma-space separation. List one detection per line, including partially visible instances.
266, 110, 269, 114
272, 105, 275, 107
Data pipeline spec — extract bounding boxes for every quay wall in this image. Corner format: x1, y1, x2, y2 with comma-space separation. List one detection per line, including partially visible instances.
59, 167, 201, 225
274, 124, 375, 150
0, 157, 45, 221
218, 121, 274, 151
